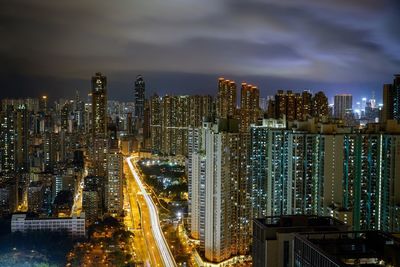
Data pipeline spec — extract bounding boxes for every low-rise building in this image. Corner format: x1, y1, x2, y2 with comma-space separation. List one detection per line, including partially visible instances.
11, 212, 86, 237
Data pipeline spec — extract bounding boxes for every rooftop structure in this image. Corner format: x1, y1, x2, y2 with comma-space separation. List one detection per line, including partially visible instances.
294, 231, 400, 267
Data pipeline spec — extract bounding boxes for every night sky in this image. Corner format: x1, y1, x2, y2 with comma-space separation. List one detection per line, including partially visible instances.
1, 0, 400, 102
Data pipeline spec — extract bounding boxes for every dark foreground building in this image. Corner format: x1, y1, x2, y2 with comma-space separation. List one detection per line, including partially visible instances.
253, 215, 349, 267
294, 231, 400, 267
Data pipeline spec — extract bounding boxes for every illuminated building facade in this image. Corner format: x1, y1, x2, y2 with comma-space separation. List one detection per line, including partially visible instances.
217, 78, 236, 119
189, 119, 251, 263
106, 150, 123, 215
382, 74, 400, 123
269, 90, 328, 121
91, 72, 108, 137
250, 119, 400, 232
239, 83, 260, 132
134, 75, 145, 125
149, 94, 212, 156
312, 91, 329, 120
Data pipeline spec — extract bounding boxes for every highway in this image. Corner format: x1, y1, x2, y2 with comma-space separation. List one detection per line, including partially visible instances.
71, 175, 84, 216
126, 156, 177, 267
124, 159, 159, 266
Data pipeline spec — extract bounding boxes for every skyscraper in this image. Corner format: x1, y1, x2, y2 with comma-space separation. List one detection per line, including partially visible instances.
239, 83, 260, 132
134, 75, 145, 129
189, 119, 251, 263
302, 90, 312, 119
106, 150, 123, 216
382, 83, 393, 123
394, 74, 400, 121
150, 94, 162, 153
161, 95, 190, 156
334, 94, 352, 119
91, 73, 108, 177
270, 90, 325, 121
189, 95, 213, 128
83, 176, 103, 225
203, 120, 239, 262
15, 105, 29, 172
249, 118, 400, 232
188, 126, 205, 240
217, 78, 237, 119
274, 90, 287, 119
150, 94, 213, 156
383, 74, 400, 123
91, 72, 108, 137
0, 105, 16, 174
312, 91, 329, 121
249, 119, 325, 218
286, 90, 296, 121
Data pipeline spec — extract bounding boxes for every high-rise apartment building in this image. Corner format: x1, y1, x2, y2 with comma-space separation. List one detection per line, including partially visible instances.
312, 91, 329, 120
286, 90, 296, 121
91, 73, 108, 177
302, 91, 312, 119
134, 75, 145, 123
82, 176, 103, 224
161, 95, 190, 156
15, 105, 29, 172
106, 150, 123, 215
217, 78, 237, 119
189, 95, 213, 127
240, 83, 260, 132
334, 94, 352, 119
269, 90, 328, 121
189, 119, 251, 263
394, 74, 400, 121
91, 72, 108, 137
250, 119, 325, 218
150, 94, 162, 153
28, 181, 44, 213
382, 74, 400, 123
0, 105, 16, 174
92, 137, 108, 177
188, 126, 205, 240
249, 119, 400, 232
0, 103, 30, 174
149, 94, 213, 156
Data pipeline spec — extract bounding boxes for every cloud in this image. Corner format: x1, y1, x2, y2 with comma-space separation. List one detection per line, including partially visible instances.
0, 0, 399, 99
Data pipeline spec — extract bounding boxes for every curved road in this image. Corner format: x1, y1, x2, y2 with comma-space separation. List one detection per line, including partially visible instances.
126, 156, 177, 267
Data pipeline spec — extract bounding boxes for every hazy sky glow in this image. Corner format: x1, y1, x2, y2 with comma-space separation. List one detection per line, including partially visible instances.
1, 0, 400, 101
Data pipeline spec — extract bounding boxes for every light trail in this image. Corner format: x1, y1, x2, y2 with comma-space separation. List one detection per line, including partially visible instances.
127, 156, 177, 267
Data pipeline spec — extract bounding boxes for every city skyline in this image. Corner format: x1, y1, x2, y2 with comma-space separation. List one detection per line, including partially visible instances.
0, 72, 386, 105
2, 1, 400, 101
2, 1, 400, 266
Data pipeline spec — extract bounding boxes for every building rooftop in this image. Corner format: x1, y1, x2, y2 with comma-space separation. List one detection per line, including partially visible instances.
254, 215, 349, 240
295, 231, 400, 266
255, 215, 345, 228
12, 212, 85, 221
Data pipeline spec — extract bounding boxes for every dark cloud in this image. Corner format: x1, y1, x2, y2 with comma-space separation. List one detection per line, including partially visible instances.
0, 0, 399, 101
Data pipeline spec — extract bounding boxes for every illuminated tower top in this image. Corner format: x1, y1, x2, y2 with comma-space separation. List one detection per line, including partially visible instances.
91, 72, 107, 93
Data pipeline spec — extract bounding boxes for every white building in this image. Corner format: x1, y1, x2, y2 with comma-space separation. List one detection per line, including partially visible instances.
11, 213, 86, 237
188, 127, 203, 240
189, 119, 250, 263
